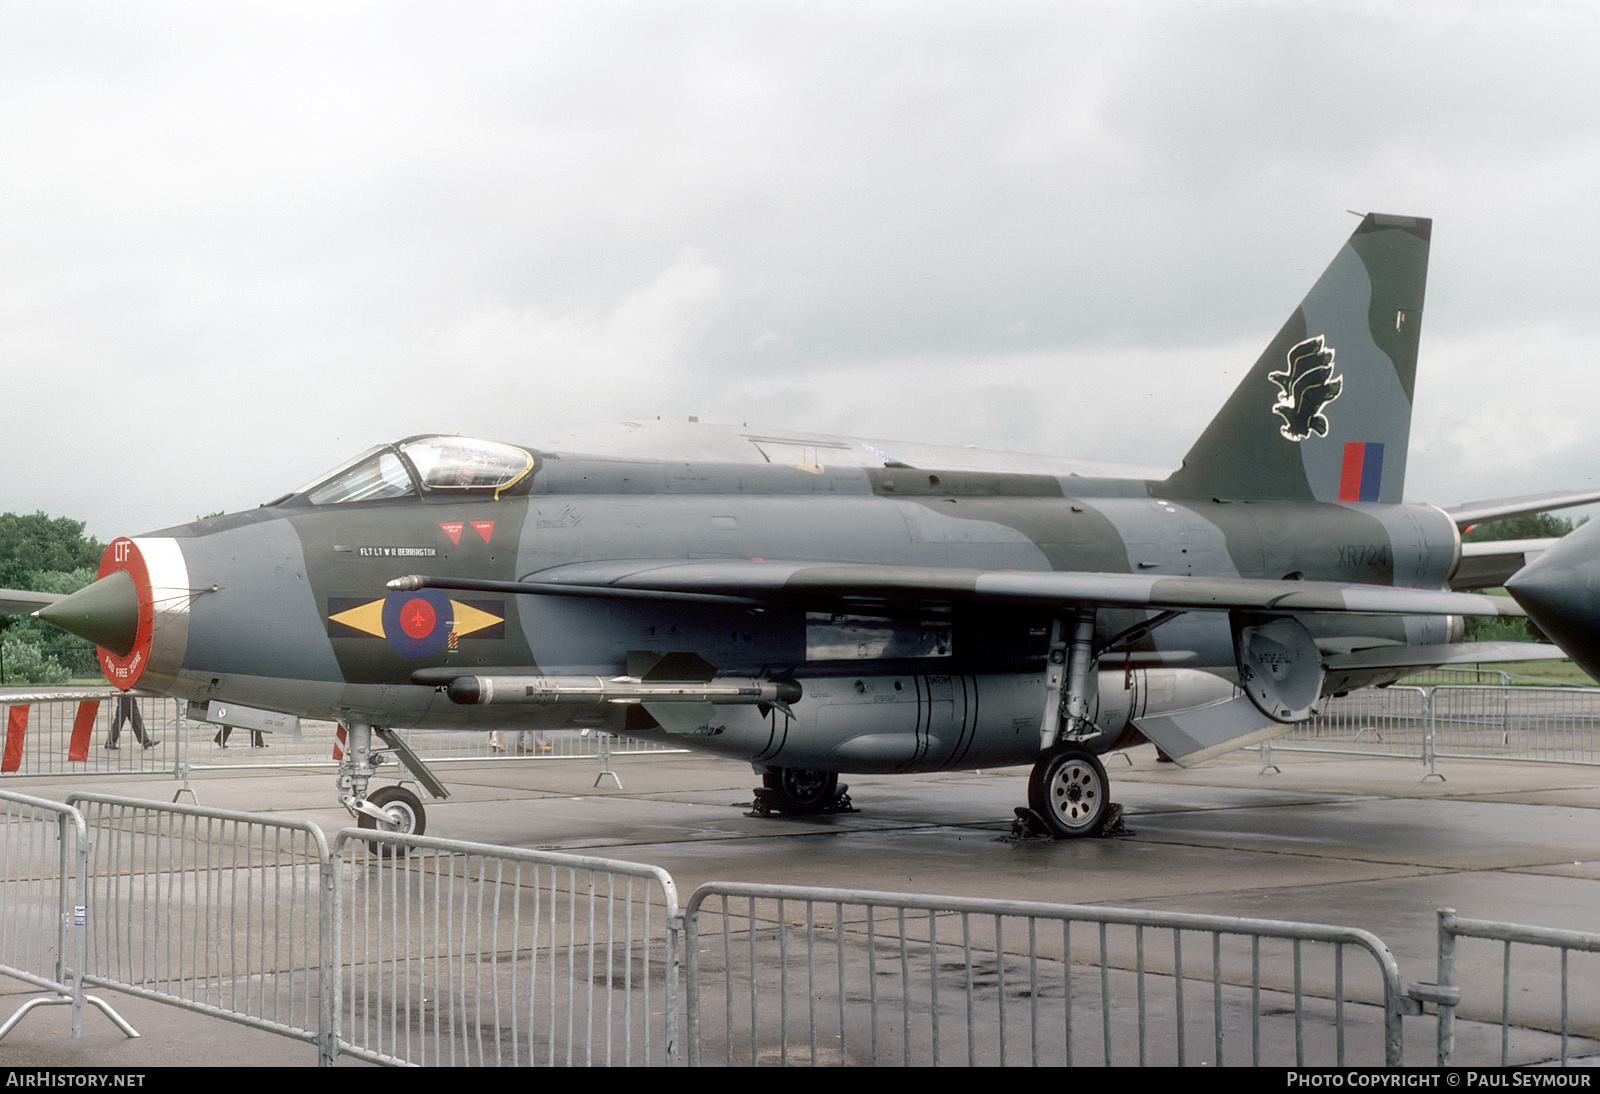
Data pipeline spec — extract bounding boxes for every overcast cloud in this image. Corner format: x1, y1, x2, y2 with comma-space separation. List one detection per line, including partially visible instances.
3, 1, 1599, 538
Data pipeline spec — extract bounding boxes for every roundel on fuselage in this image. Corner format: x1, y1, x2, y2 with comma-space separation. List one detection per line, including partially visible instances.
381, 588, 454, 657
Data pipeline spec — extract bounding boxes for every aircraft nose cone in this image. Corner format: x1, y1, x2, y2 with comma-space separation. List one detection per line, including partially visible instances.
1505, 520, 1600, 680
35, 569, 140, 656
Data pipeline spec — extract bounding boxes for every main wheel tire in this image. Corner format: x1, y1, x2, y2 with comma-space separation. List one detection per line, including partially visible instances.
762, 768, 839, 814
359, 785, 427, 838
1028, 746, 1110, 838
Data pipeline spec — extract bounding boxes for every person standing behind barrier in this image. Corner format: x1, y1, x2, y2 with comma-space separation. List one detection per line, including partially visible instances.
213, 726, 266, 748
493, 731, 527, 752
106, 692, 157, 749
491, 730, 550, 753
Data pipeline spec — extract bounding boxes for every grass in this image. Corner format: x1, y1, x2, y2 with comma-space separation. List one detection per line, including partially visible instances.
1399, 659, 1597, 687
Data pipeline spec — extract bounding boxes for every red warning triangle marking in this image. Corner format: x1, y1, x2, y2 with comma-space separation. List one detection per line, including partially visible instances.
438, 522, 463, 545
471, 520, 494, 542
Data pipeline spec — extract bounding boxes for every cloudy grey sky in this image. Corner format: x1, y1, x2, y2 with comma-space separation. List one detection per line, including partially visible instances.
4, 1, 1598, 539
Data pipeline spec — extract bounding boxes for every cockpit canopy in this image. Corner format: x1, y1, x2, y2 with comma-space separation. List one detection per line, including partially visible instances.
296, 436, 535, 505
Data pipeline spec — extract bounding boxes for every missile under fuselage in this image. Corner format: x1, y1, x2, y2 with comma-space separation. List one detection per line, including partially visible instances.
444, 674, 802, 708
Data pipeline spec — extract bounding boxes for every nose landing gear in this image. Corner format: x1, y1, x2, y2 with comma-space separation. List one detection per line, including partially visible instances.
358, 784, 426, 837
337, 720, 448, 840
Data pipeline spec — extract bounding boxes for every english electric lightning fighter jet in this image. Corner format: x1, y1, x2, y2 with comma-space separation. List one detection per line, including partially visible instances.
28, 213, 1579, 839
1506, 520, 1600, 680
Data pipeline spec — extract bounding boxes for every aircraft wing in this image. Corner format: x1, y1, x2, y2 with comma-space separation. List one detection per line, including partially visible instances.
1445, 490, 1600, 530
396, 560, 1523, 617
1324, 640, 1558, 671
0, 588, 62, 615
393, 561, 1525, 773
1452, 538, 1557, 591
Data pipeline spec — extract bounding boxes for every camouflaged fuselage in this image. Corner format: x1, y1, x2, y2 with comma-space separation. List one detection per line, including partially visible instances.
129, 452, 1460, 770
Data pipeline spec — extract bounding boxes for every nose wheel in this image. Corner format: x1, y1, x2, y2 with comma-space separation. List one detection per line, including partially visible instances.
357, 785, 426, 837
338, 720, 444, 843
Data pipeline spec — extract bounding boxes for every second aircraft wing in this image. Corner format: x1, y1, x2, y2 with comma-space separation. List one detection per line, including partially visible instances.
394, 559, 1523, 618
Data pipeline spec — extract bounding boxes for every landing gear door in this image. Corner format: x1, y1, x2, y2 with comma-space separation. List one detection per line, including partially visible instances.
1231, 612, 1325, 723
1131, 694, 1282, 767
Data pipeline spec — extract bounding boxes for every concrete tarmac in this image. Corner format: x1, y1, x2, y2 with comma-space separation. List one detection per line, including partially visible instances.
0, 743, 1597, 1067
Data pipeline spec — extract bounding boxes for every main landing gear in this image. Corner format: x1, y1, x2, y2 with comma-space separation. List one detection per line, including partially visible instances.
1021, 611, 1119, 839
336, 720, 448, 839
1026, 745, 1110, 838
753, 767, 852, 816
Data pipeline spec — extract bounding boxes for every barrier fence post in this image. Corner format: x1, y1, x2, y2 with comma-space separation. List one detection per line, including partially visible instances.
1436, 908, 1458, 1066
318, 851, 338, 1067
1422, 687, 1443, 781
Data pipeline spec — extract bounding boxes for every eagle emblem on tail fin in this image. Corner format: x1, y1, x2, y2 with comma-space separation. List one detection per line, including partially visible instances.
1269, 335, 1342, 441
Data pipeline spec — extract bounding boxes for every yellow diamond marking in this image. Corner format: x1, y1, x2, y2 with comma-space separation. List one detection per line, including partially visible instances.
329, 599, 386, 638
449, 599, 503, 638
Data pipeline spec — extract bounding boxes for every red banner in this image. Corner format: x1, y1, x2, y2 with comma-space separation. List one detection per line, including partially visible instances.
68, 700, 101, 763
3, 705, 29, 773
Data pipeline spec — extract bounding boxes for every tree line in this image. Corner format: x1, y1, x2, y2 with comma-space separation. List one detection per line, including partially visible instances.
1461, 512, 1580, 644
0, 512, 102, 684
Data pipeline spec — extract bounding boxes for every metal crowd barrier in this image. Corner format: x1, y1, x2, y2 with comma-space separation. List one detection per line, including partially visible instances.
682, 882, 1408, 1066
1428, 687, 1600, 765
28, 791, 682, 1066
1400, 666, 1515, 688
0, 789, 137, 1042
1422, 908, 1600, 1067
188, 721, 679, 771
1280, 685, 1432, 761
1282, 684, 1600, 770
0, 689, 186, 777
0, 688, 683, 798
63, 792, 333, 1055
15, 682, 1595, 791
332, 832, 680, 1067
6, 784, 1600, 1066
0, 790, 82, 1006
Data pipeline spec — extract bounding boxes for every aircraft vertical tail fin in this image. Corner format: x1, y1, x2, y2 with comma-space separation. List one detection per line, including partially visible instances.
1159, 213, 1431, 504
